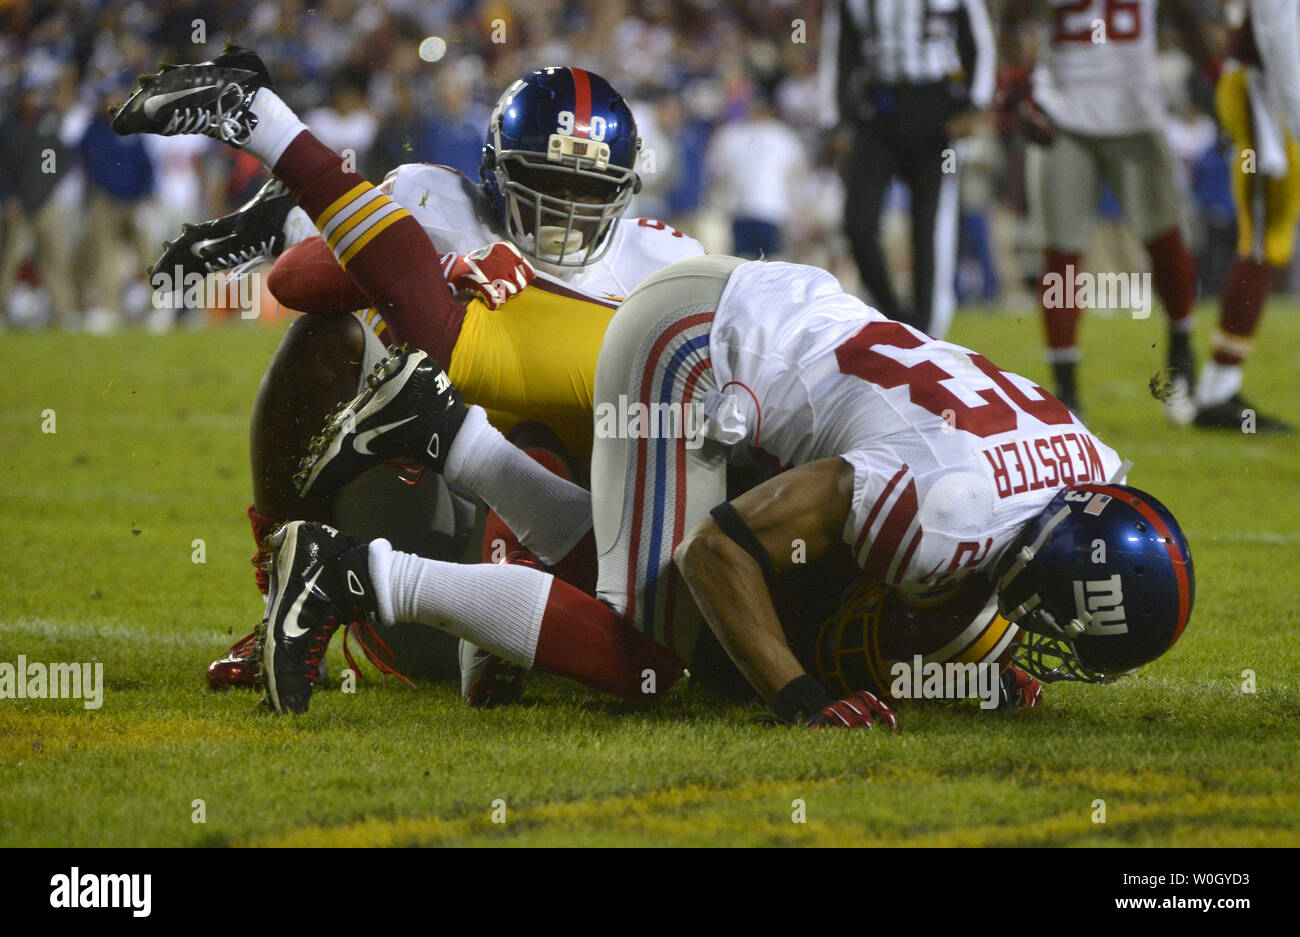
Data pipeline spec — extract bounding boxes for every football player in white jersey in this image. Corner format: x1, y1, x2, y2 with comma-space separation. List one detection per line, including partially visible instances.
130, 54, 703, 690
274, 256, 1195, 724
1005, 0, 1212, 419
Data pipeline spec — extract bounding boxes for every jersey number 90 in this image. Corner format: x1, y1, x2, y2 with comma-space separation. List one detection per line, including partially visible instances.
557, 110, 608, 141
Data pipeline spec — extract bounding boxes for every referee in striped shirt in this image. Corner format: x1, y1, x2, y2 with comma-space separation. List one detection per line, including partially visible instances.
820, 0, 995, 338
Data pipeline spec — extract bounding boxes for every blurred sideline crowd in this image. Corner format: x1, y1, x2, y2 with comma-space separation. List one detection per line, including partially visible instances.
0, 0, 1252, 332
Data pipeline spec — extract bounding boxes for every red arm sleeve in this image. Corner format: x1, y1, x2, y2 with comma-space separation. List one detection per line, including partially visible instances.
266, 236, 368, 317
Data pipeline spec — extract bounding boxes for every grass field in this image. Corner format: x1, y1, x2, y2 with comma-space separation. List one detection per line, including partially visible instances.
1, 301, 1298, 848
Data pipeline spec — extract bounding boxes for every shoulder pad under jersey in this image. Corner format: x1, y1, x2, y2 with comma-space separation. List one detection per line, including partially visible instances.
588, 216, 707, 297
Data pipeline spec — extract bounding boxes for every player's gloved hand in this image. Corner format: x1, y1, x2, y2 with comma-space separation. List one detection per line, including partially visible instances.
997, 664, 1044, 711
770, 674, 899, 729
1013, 97, 1056, 147
994, 65, 1056, 146
461, 644, 529, 708
445, 241, 536, 309
806, 690, 899, 729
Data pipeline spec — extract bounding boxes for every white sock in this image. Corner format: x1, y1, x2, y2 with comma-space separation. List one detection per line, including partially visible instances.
282, 206, 317, 248
1195, 361, 1242, 408
445, 406, 592, 564
368, 538, 550, 667
245, 88, 308, 168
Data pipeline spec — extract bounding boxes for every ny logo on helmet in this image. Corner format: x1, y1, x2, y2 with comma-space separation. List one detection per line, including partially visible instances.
1073, 574, 1128, 635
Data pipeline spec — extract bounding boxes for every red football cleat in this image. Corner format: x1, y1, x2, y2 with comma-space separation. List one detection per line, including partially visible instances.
206, 630, 261, 690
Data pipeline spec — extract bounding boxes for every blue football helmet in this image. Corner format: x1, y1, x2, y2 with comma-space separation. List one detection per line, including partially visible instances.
997, 483, 1194, 683
480, 67, 641, 267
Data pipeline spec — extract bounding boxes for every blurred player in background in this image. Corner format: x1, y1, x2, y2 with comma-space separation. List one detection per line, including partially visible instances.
704, 89, 807, 259
1194, 0, 1297, 432
136, 52, 703, 694
1006, 0, 1212, 420
0, 75, 78, 330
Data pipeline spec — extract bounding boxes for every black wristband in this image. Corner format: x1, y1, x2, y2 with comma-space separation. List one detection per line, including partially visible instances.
710, 501, 776, 585
770, 674, 833, 725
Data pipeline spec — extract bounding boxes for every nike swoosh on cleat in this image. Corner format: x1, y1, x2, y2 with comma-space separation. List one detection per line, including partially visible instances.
282, 566, 323, 639
354, 416, 418, 455
298, 354, 426, 495
191, 234, 238, 257
142, 84, 223, 118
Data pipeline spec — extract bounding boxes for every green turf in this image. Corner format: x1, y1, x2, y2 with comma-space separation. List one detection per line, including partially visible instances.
1, 304, 1297, 847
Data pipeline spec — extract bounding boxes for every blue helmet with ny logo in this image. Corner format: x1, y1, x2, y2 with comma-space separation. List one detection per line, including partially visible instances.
480, 67, 641, 267
997, 483, 1194, 682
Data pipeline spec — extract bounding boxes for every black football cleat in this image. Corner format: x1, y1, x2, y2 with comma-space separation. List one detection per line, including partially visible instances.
1054, 387, 1084, 424
110, 45, 272, 146
294, 348, 469, 498
259, 521, 376, 714
152, 178, 293, 280
1193, 394, 1293, 434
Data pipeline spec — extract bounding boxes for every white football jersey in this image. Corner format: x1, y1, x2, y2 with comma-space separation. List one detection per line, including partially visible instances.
1033, 0, 1164, 136
707, 261, 1123, 602
385, 162, 705, 301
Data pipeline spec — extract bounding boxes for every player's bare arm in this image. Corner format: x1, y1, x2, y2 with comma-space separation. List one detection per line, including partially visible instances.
675, 458, 853, 701
676, 457, 898, 728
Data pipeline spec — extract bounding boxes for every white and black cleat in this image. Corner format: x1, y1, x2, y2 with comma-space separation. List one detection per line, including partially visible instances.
1193, 394, 1294, 434
110, 44, 272, 146
294, 347, 468, 498
259, 521, 375, 714
152, 178, 293, 280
